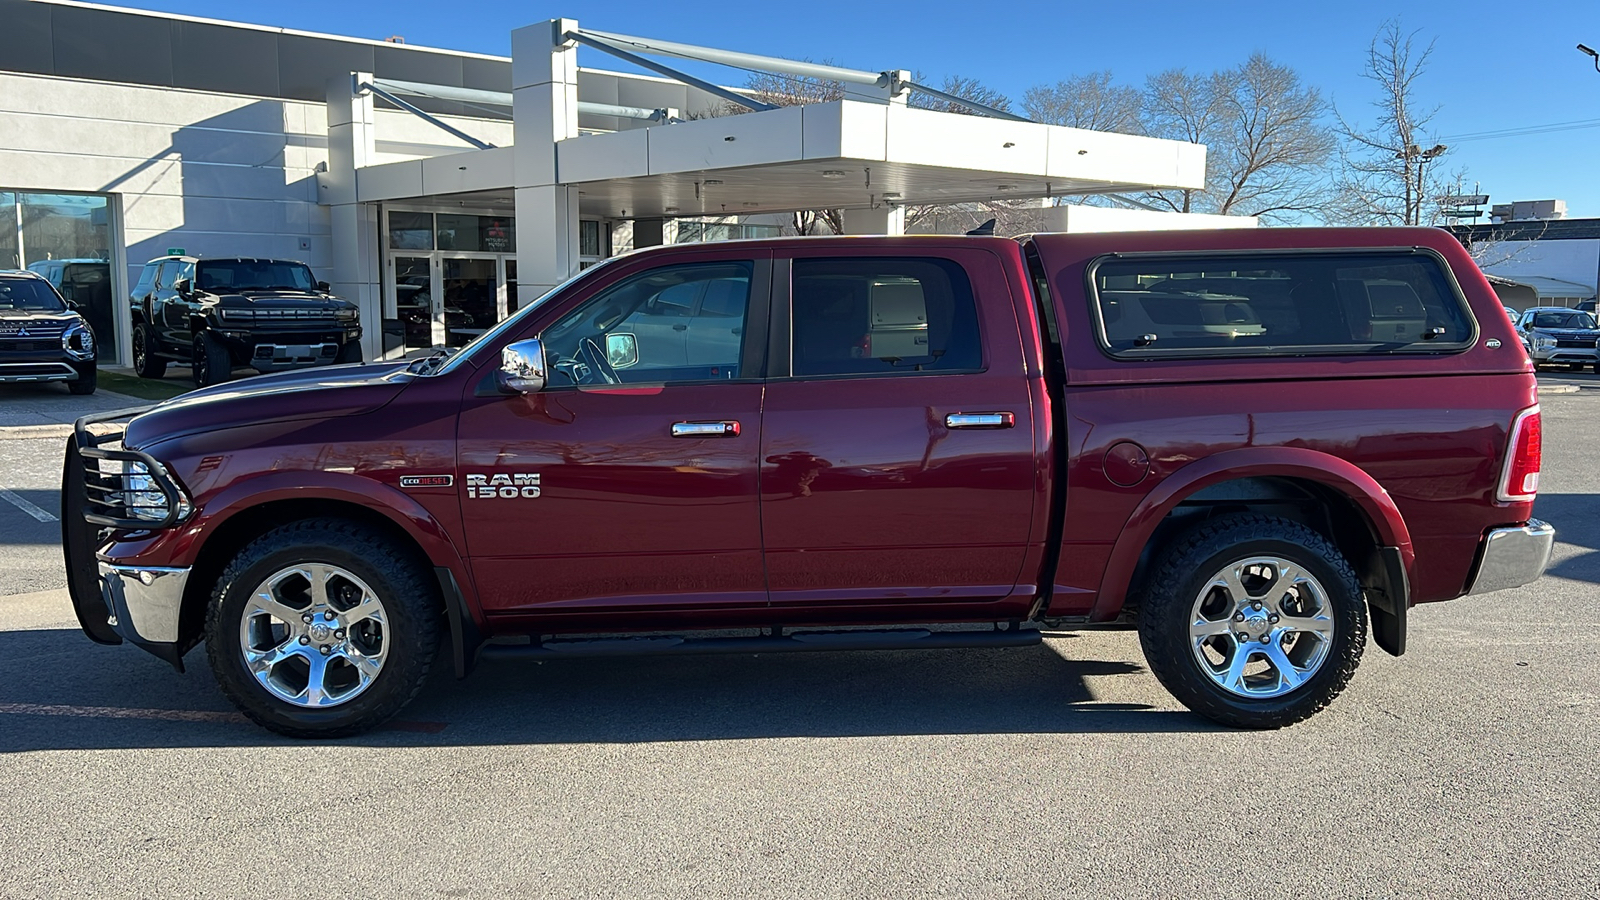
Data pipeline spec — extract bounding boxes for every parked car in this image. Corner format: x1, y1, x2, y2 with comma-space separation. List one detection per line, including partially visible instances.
1577, 299, 1595, 312
128, 256, 362, 387
1513, 306, 1600, 371
0, 270, 96, 394
26, 259, 115, 360
64, 227, 1551, 737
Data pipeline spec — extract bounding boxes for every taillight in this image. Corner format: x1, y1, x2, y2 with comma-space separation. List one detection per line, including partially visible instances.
1497, 405, 1541, 502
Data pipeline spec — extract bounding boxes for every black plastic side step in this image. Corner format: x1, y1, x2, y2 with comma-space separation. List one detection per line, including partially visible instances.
478, 627, 1041, 661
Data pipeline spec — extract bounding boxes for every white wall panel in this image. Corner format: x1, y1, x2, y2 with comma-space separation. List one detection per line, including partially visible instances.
885, 106, 1046, 176
558, 129, 648, 183
647, 106, 804, 176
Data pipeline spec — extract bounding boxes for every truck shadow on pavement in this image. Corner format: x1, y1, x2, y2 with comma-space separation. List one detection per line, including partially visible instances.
0, 628, 1215, 751
1533, 493, 1600, 585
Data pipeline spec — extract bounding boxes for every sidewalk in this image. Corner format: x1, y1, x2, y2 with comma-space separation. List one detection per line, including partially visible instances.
0, 383, 148, 439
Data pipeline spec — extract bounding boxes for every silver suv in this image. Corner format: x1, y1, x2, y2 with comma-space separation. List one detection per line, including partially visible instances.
1516, 307, 1600, 372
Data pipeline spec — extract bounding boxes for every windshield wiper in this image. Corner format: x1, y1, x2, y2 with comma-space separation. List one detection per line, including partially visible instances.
407, 348, 458, 375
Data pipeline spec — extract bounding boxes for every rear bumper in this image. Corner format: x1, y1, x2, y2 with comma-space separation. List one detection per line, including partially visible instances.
1467, 519, 1555, 595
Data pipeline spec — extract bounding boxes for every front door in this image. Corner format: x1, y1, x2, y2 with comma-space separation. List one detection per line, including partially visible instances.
457, 251, 772, 615
442, 257, 498, 348
758, 250, 1040, 609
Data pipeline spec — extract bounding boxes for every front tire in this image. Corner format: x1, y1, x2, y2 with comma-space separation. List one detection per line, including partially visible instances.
192, 331, 232, 388
132, 322, 167, 379
336, 340, 363, 364
1136, 514, 1367, 729
204, 519, 442, 738
67, 365, 97, 395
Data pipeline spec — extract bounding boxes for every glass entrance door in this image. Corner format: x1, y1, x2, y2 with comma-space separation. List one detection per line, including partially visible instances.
393, 255, 438, 353
442, 257, 498, 348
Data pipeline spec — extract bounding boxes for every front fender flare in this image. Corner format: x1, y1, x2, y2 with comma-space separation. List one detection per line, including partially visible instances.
1090, 447, 1415, 623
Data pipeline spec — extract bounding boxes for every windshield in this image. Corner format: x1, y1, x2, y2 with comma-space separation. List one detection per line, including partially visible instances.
0, 278, 67, 313
197, 260, 318, 292
433, 258, 620, 376
1530, 311, 1597, 330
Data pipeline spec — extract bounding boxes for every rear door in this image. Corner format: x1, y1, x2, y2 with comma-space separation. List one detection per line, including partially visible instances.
758, 246, 1040, 611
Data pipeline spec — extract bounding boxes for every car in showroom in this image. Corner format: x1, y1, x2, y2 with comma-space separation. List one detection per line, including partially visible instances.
26, 258, 116, 360
129, 256, 362, 387
0, 270, 97, 394
1513, 306, 1600, 371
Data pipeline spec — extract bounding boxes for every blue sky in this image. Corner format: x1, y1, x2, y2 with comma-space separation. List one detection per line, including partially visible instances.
115, 0, 1600, 218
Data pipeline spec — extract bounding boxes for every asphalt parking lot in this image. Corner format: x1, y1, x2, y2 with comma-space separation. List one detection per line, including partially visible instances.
0, 378, 1596, 898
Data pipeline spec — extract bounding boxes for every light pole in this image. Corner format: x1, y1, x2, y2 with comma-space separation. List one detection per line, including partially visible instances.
1579, 43, 1600, 72
1395, 143, 1449, 225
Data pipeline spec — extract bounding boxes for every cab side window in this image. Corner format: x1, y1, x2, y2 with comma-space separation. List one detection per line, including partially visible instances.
542, 261, 755, 385
790, 257, 982, 377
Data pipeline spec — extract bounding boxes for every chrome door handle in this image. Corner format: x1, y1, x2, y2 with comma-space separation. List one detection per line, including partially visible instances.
945, 412, 1016, 429
671, 421, 741, 437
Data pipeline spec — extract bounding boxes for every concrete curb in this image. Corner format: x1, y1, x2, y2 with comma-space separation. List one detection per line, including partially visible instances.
0, 424, 75, 440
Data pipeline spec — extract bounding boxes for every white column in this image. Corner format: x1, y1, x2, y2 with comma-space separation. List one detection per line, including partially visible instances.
324, 73, 382, 359
512, 19, 582, 296
840, 206, 906, 235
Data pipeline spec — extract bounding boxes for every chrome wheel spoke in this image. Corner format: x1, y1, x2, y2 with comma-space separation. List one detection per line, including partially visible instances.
1278, 613, 1334, 638
1220, 645, 1255, 694
1213, 567, 1249, 604
249, 590, 305, 626
306, 564, 333, 608
1264, 643, 1310, 691
246, 639, 304, 675
339, 649, 384, 683
344, 595, 384, 626
301, 650, 332, 706
1191, 616, 1232, 639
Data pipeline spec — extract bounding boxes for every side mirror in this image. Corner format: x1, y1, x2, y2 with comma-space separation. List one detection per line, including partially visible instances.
317, 281, 331, 293
497, 338, 547, 394
606, 332, 639, 369
173, 277, 192, 298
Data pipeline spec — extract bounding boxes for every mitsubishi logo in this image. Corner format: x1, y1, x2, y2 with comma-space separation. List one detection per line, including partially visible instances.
15, 327, 27, 338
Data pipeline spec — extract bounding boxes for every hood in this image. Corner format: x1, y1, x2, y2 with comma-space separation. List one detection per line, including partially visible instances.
1529, 327, 1600, 339
217, 290, 357, 310
124, 361, 413, 448
0, 310, 78, 324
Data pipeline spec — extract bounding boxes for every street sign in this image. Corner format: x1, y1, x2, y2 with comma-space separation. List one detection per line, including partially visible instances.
1438, 195, 1489, 207
166, 247, 185, 256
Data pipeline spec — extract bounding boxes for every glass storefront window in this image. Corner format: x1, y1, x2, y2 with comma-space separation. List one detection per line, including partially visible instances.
388, 211, 434, 250
435, 214, 515, 253
2, 190, 117, 360
580, 220, 601, 257
0, 193, 16, 269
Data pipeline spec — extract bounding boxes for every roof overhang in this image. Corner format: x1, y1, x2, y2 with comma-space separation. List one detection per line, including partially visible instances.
353, 99, 1206, 216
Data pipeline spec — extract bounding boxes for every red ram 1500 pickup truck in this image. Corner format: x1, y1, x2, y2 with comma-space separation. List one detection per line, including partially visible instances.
63, 227, 1554, 737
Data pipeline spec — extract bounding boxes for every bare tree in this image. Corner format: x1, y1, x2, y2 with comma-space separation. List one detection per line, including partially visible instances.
1139, 55, 1335, 221
909, 75, 1014, 115
1332, 20, 1453, 226
1023, 71, 1142, 132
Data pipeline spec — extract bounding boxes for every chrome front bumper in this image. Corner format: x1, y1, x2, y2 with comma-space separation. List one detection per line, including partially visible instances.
99, 562, 190, 645
1467, 519, 1555, 595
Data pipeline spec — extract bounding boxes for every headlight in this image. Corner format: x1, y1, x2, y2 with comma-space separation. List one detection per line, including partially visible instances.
1531, 334, 1557, 351
62, 321, 95, 359
118, 460, 192, 523
335, 307, 359, 322
220, 308, 255, 321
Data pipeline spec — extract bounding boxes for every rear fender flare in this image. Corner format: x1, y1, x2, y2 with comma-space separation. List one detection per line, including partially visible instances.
1090, 446, 1414, 622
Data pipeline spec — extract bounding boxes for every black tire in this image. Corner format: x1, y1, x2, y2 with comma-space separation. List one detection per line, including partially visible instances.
336, 340, 364, 364
1135, 513, 1367, 729
204, 519, 442, 738
132, 322, 167, 379
67, 365, 97, 395
192, 331, 232, 388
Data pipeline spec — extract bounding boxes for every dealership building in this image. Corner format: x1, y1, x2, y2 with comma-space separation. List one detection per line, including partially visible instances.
0, 0, 1208, 366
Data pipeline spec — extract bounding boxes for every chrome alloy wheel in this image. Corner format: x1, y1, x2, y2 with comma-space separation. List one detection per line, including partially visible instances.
1187, 556, 1335, 698
238, 563, 388, 708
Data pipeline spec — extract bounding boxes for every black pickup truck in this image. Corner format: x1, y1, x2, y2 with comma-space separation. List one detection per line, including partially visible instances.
129, 256, 362, 387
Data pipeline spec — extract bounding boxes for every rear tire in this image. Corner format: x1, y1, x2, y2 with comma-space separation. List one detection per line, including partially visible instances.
204, 519, 442, 738
192, 331, 232, 388
132, 322, 167, 379
1136, 513, 1366, 729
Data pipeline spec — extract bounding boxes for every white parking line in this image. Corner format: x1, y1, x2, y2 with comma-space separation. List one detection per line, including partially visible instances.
0, 488, 57, 523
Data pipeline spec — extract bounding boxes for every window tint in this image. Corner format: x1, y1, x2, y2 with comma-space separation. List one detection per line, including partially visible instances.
791, 257, 981, 377
1092, 252, 1474, 357
133, 263, 158, 296
0, 278, 67, 312
197, 260, 315, 292
1528, 311, 1596, 330
543, 261, 753, 385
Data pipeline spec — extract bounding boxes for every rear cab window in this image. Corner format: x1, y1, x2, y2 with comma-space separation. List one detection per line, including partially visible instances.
790, 257, 982, 377
1089, 251, 1476, 358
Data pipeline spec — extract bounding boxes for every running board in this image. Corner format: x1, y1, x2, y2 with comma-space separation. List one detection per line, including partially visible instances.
478, 627, 1041, 661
